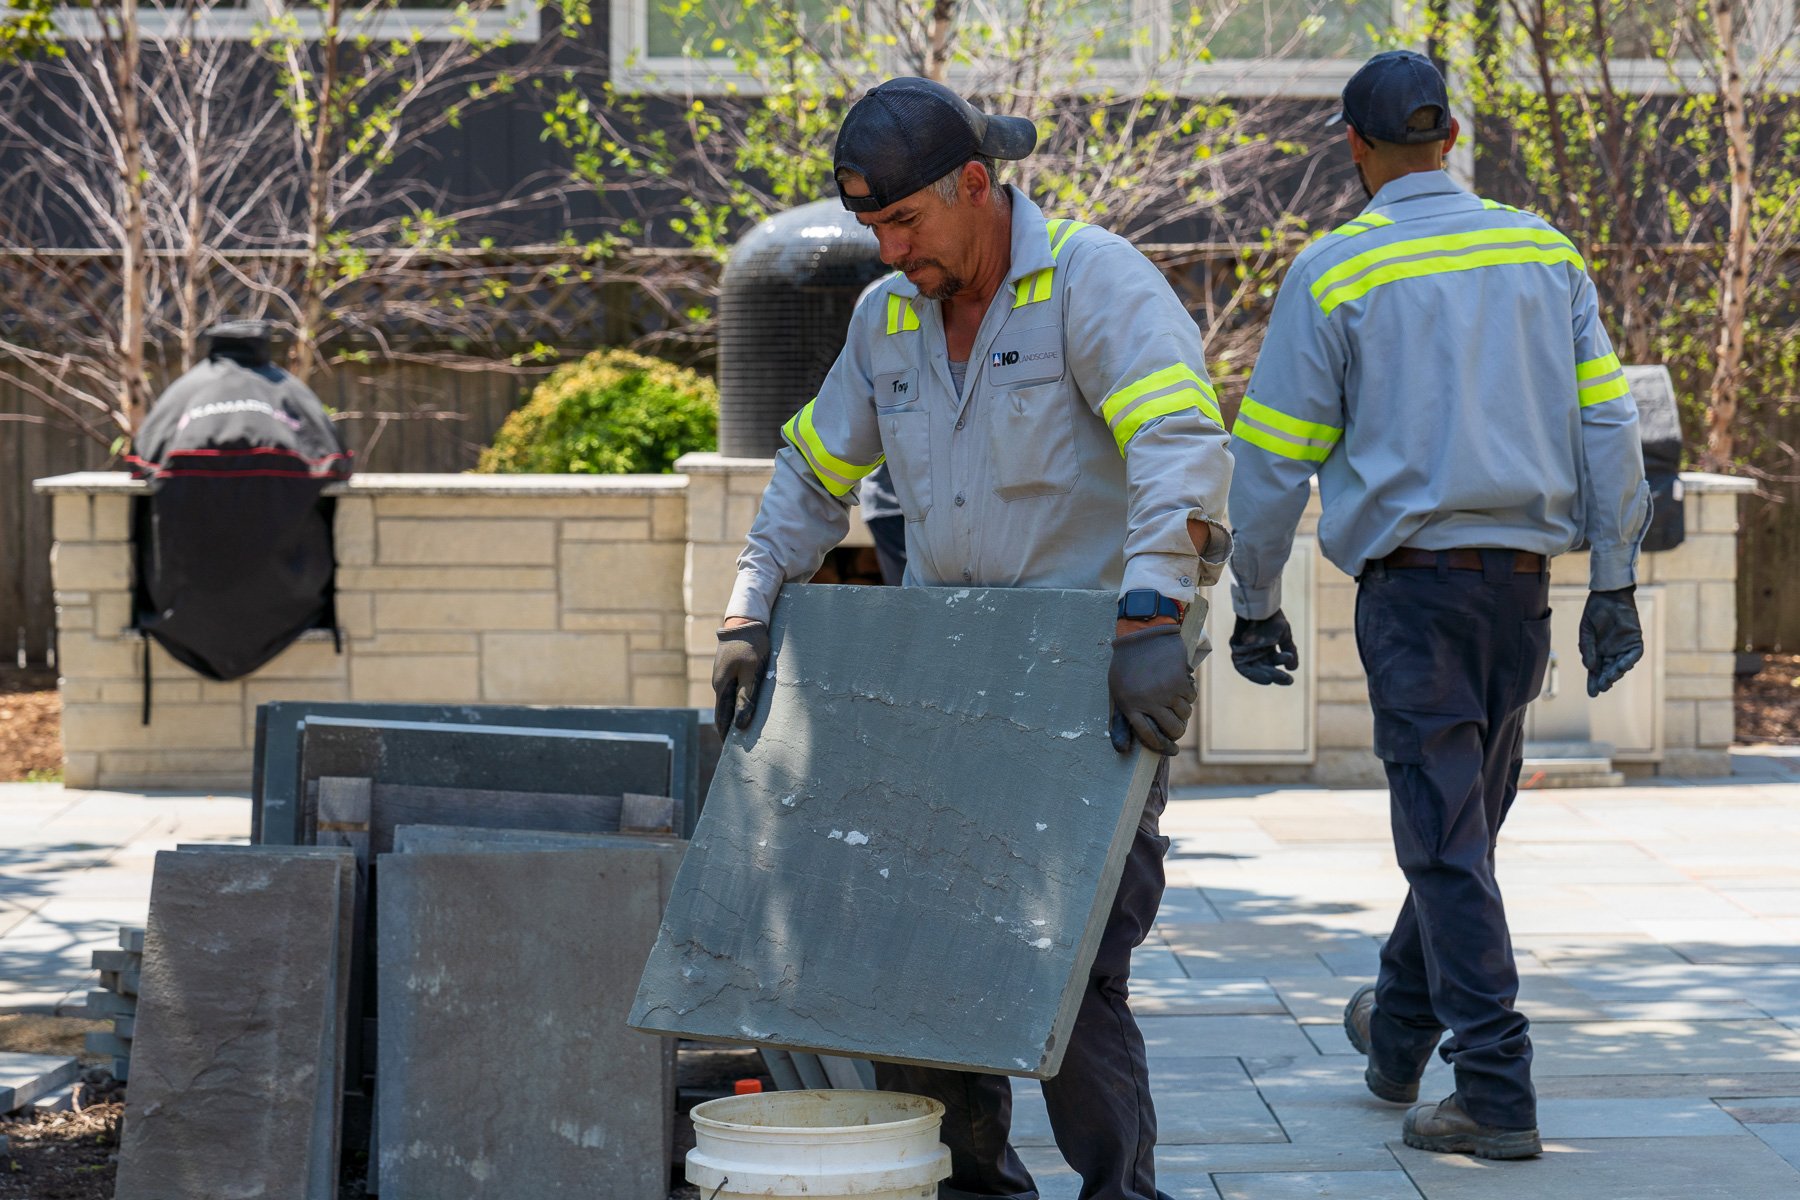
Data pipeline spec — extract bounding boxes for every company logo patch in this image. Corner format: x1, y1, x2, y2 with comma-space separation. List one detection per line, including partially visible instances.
992, 350, 1019, 368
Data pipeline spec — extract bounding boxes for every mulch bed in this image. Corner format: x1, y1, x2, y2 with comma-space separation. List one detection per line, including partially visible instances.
1737, 653, 1800, 745
0, 1091, 122, 1200
0, 666, 61, 782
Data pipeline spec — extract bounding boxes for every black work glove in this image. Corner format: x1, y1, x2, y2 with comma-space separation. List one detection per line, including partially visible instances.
1579, 587, 1643, 697
1230, 611, 1299, 686
712, 622, 771, 739
1108, 624, 1197, 756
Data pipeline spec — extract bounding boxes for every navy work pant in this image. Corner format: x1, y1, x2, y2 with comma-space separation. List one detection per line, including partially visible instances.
875, 761, 1173, 1200
1355, 553, 1551, 1131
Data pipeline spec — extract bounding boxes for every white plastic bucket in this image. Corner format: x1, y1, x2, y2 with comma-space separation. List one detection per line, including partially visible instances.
686, 1089, 952, 1200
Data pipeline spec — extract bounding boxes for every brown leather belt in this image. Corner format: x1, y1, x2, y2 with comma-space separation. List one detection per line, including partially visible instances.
1381, 547, 1546, 573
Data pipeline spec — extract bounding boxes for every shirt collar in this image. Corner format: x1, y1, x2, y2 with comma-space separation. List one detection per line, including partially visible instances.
883, 185, 1051, 300
1365, 169, 1466, 214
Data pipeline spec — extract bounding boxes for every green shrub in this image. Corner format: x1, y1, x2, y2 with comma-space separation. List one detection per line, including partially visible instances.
477, 349, 717, 475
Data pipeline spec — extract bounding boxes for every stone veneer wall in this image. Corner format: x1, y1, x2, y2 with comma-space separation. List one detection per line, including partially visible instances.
41, 473, 692, 790
38, 459, 1748, 789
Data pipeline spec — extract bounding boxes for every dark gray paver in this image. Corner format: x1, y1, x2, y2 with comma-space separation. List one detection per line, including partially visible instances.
254, 703, 703, 843
1010, 1058, 1284, 1146
632, 585, 1202, 1077
1141, 1015, 1321, 1060
115, 848, 353, 1200
377, 847, 670, 1198
1390, 1136, 1800, 1199
1213, 1172, 1422, 1200
297, 719, 671, 848
0, 1053, 78, 1112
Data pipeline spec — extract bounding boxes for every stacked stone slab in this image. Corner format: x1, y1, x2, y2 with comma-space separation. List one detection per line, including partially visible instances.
252, 702, 713, 843
375, 827, 684, 1197
632, 584, 1204, 1078
0, 1053, 80, 1115
114, 847, 356, 1200
82, 926, 143, 1081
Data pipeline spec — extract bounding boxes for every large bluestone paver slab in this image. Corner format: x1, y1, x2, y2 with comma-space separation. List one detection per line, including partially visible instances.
115, 847, 353, 1200
255, 702, 706, 843
1391, 1136, 1800, 1199
377, 846, 671, 1198
296, 718, 672, 848
632, 584, 1203, 1077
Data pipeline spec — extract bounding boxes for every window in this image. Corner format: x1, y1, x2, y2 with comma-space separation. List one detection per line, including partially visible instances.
49, 0, 542, 44
611, 0, 1407, 94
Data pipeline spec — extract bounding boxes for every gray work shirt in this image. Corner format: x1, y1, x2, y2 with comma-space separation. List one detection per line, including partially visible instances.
1227, 171, 1650, 619
726, 187, 1235, 624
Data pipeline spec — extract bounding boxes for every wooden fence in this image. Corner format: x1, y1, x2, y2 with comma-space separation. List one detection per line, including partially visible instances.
1, 362, 536, 665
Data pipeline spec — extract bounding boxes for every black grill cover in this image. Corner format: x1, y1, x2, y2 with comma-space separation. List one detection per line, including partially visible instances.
128, 352, 352, 681
1628, 365, 1686, 554
717, 199, 890, 457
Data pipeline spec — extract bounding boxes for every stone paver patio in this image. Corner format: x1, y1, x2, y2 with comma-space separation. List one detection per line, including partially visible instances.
2, 749, 1798, 1197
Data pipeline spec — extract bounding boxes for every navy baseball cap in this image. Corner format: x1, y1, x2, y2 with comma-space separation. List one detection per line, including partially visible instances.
834, 78, 1038, 213
1328, 50, 1452, 144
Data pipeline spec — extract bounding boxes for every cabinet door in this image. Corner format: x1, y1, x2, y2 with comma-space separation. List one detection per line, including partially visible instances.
1525, 585, 1663, 760
1199, 540, 1315, 763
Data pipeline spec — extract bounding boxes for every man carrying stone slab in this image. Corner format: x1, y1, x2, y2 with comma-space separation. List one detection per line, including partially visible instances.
710, 76, 1234, 1200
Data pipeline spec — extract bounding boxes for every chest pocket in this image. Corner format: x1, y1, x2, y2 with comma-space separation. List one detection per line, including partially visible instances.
985, 323, 1079, 503
879, 405, 933, 522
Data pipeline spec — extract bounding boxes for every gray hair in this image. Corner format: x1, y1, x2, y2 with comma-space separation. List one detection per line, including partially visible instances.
930, 155, 1003, 205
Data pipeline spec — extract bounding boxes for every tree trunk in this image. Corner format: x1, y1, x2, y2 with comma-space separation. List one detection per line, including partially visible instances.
1706, 0, 1753, 470
291, 0, 344, 387
114, 0, 150, 436
924, 0, 955, 82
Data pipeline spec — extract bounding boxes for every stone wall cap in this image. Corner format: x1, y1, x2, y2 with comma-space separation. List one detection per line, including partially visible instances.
35, 471, 690, 498
1679, 471, 1757, 495
674, 452, 776, 474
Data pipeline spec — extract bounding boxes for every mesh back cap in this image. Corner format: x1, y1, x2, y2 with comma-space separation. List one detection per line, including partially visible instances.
1327, 50, 1452, 145
834, 77, 1038, 213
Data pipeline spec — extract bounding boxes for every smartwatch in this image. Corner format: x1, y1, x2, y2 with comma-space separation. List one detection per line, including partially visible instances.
1117, 589, 1185, 622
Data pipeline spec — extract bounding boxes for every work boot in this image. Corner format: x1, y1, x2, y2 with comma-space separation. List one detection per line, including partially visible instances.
1402, 1093, 1542, 1159
1343, 984, 1419, 1104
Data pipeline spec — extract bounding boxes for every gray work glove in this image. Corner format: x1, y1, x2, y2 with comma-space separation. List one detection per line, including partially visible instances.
712, 622, 771, 739
1579, 587, 1643, 697
1229, 611, 1298, 686
1109, 624, 1197, 756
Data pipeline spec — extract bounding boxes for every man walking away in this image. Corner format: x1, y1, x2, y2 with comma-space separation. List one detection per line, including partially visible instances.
1225, 50, 1650, 1159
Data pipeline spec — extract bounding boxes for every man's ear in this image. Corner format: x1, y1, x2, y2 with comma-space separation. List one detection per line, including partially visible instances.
1346, 125, 1369, 165
962, 160, 993, 206
1442, 116, 1461, 157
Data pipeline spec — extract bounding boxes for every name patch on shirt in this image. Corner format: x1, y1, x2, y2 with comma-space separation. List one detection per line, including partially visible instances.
986, 326, 1065, 388
874, 368, 920, 408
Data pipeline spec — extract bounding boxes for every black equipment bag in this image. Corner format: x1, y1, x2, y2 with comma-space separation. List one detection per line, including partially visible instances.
128, 324, 352, 683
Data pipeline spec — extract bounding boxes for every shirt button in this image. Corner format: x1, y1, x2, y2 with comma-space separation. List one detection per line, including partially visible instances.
955, 493, 966, 507
955, 417, 965, 430
1180, 576, 1193, 588
962, 569, 973, 582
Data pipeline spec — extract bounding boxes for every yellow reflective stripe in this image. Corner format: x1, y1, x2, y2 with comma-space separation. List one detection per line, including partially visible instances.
1099, 363, 1219, 454
1577, 352, 1622, 382
885, 295, 920, 334
1312, 226, 1582, 311
1049, 218, 1089, 260
1237, 397, 1341, 444
1330, 212, 1394, 238
781, 400, 883, 496
1580, 374, 1631, 407
1314, 226, 1581, 294
1232, 397, 1340, 463
1013, 268, 1054, 308
1233, 421, 1334, 463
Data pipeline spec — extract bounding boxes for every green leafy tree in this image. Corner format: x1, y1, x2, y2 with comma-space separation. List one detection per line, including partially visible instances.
477, 347, 718, 472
